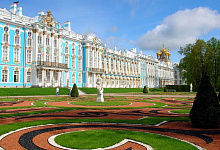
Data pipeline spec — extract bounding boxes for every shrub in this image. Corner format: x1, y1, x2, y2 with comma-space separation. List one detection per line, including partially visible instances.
190, 75, 220, 129
143, 86, 148, 93
71, 83, 79, 97
164, 87, 167, 92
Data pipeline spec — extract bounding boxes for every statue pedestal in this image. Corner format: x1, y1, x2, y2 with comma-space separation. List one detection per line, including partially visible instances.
97, 93, 104, 102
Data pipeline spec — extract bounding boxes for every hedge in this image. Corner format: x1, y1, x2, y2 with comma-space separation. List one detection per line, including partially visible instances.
166, 85, 190, 92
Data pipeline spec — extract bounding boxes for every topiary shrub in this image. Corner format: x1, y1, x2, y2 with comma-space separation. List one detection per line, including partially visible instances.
164, 87, 167, 92
143, 86, 148, 93
190, 75, 220, 129
71, 83, 79, 97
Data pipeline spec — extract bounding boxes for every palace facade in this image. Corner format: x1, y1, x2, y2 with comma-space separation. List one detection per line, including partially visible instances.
0, 3, 174, 88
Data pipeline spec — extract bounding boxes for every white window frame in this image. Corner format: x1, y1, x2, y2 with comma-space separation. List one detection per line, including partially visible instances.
15, 36, 20, 45
46, 38, 50, 46
14, 70, 19, 83
3, 34, 9, 43
13, 48, 20, 62
72, 58, 75, 69
27, 71, 31, 82
38, 36, 42, 44
27, 50, 32, 63
78, 58, 81, 70
27, 38, 32, 47
78, 73, 81, 84
72, 73, 75, 83
2, 46, 9, 61
1, 69, 8, 82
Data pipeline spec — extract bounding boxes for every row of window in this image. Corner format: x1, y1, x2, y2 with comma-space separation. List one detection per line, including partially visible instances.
2, 46, 32, 63
1, 70, 31, 83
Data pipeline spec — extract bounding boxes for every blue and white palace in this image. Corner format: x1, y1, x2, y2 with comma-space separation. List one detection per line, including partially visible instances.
0, 3, 175, 88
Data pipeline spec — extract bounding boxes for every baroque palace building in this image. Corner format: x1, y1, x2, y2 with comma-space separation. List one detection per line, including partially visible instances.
0, 3, 174, 88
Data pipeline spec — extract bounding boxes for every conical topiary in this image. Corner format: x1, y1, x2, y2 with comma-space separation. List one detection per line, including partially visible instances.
71, 83, 79, 97
190, 75, 220, 129
143, 86, 148, 93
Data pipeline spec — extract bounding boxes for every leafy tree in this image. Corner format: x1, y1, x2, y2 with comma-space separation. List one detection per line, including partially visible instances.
178, 38, 218, 91
71, 83, 79, 97
143, 86, 148, 93
190, 75, 220, 129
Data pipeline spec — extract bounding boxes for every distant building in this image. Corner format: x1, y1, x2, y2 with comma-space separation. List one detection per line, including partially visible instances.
172, 63, 186, 85
0, 3, 174, 88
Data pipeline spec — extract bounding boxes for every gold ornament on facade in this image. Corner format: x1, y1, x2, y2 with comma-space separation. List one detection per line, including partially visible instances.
51, 33, 55, 37
41, 10, 55, 27
58, 35, 62, 39
32, 29, 39, 33
15, 67, 19, 71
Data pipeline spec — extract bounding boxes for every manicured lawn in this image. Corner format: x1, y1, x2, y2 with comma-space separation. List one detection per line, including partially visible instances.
79, 88, 143, 94
0, 88, 69, 96
55, 130, 197, 150
70, 101, 130, 106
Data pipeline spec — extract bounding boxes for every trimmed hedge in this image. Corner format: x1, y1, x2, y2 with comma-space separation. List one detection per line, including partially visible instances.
190, 75, 220, 129
166, 85, 190, 92
71, 83, 79, 97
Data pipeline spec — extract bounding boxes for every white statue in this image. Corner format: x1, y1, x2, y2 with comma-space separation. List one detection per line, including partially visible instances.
96, 75, 104, 102
190, 83, 193, 92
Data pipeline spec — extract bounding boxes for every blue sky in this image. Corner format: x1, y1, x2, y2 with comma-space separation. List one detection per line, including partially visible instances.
1, 0, 220, 62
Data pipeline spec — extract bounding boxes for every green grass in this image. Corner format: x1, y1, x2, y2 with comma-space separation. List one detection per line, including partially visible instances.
79, 88, 143, 94
70, 101, 130, 106
0, 88, 69, 96
55, 130, 197, 150
170, 109, 190, 114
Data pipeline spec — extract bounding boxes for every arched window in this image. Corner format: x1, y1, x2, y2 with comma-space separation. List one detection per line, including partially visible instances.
14, 70, 19, 82
2, 69, 8, 82
13, 48, 19, 62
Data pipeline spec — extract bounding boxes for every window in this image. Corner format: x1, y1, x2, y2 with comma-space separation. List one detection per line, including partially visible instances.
78, 59, 81, 69
38, 36, 42, 44
54, 40, 57, 47
28, 32, 32, 37
14, 71, 19, 82
47, 71, 50, 83
3, 34, 9, 43
78, 73, 81, 84
2, 70, 8, 82
72, 48, 75, 55
55, 71, 58, 83
54, 53, 57, 63
15, 29, 19, 35
65, 56, 68, 65
37, 50, 41, 62
27, 50, 31, 63
4, 26, 9, 32
78, 50, 82, 56
65, 47, 68, 53
39, 70, 42, 83
72, 58, 75, 69
2, 46, 8, 61
27, 72, 31, 82
27, 38, 32, 46
46, 38, 49, 45
46, 52, 49, 62
15, 36, 20, 45
72, 73, 75, 83
14, 48, 19, 62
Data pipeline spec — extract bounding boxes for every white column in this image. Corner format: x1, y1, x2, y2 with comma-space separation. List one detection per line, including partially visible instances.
51, 33, 54, 62
43, 31, 47, 61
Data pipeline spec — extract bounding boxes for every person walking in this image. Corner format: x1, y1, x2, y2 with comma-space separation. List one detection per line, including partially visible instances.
56, 87, 59, 96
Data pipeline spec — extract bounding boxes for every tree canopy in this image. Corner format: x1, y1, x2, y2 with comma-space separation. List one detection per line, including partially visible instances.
178, 37, 220, 91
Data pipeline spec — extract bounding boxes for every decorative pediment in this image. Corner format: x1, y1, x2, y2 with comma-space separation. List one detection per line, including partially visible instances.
41, 10, 55, 27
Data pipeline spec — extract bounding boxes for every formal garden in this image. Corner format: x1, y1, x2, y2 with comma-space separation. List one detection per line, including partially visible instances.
0, 80, 219, 149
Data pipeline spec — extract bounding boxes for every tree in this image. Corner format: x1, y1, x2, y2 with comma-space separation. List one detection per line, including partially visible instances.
190, 75, 220, 129
178, 39, 217, 91
143, 86, 148, 93
71, 83, 79, 97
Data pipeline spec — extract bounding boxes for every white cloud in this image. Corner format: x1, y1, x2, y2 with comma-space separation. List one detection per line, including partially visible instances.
137, 7, 220, 50
109, 25, 118, 32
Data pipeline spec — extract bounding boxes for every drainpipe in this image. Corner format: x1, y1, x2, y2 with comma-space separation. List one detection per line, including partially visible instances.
23, 24, 26, 88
